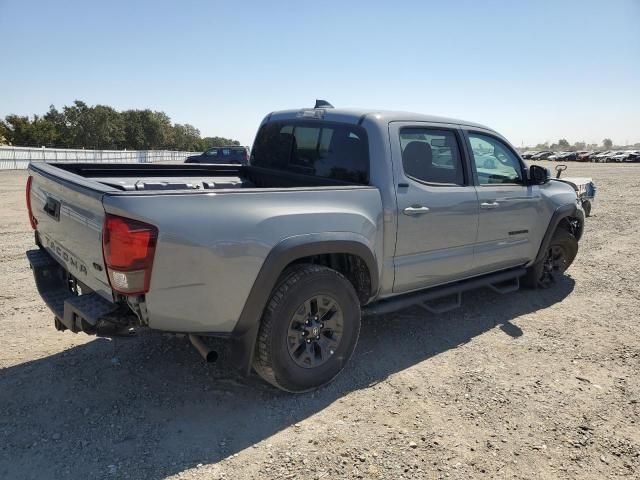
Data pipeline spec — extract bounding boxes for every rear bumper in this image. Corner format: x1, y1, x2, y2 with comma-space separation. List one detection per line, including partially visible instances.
26, 248, 136, 334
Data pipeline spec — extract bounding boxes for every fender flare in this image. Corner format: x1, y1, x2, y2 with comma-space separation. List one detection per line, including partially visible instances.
229, 233, 379, 374
534, 203, 584, 264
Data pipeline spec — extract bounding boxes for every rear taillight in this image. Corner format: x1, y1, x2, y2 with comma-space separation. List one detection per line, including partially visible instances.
102, 214, 158, 295
26, 176, 37, 229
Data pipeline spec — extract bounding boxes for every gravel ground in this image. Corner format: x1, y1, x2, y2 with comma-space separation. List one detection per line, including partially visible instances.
1, 161, 639, 479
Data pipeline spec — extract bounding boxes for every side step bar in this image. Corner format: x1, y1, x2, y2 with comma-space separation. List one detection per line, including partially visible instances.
363, 267, 526, 317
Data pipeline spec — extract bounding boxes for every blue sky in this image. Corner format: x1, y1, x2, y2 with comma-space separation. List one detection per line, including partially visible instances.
1, 0, 639, 147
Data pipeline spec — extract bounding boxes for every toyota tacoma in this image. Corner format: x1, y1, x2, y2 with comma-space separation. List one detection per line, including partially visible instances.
25, 102, 584, 392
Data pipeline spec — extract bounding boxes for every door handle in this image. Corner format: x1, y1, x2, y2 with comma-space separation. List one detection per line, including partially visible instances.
403, 206, 430, 216
480, 201, 499, 209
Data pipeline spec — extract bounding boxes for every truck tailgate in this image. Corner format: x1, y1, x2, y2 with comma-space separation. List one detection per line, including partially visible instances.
29, 168, 113, 300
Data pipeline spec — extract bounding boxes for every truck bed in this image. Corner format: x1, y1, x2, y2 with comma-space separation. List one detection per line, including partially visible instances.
47, 162, 359, 192
27, 161, 382, 334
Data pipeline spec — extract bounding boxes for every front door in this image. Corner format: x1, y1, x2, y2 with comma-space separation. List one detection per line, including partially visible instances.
390, 122, 479, 293
463, 130, 542, 273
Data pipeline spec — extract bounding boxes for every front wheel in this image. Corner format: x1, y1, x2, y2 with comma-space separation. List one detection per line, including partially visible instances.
253, 264, 361, 392
523, 228, 578, 289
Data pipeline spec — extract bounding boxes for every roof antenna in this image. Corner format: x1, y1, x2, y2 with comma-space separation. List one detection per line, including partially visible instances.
314, 99, 334, 109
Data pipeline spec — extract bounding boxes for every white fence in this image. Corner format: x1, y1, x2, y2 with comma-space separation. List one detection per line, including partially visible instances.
0, 146, 195, 170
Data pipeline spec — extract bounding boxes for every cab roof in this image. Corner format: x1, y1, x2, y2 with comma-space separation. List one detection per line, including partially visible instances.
266, 107, 494, 132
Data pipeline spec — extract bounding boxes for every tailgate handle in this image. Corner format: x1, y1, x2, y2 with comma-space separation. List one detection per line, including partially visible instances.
44, 196, 61, 221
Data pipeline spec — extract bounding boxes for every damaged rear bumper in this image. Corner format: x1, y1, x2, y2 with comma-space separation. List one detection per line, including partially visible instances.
26, 248, 137, 334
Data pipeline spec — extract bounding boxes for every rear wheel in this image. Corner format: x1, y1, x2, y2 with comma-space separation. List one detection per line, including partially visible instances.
523, 228, 578, 289
253, 264, 361, 392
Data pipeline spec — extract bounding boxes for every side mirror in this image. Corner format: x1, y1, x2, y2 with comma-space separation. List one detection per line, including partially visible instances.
529, 164, 550, 185
555, 164, 567, 179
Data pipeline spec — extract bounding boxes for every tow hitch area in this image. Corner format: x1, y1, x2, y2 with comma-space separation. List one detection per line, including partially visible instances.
26, 249, 137, 335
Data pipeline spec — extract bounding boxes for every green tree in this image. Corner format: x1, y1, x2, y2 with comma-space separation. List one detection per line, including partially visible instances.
1, 100, 240, 150
1, 115, 34, 145
557, 139, 570, 149
122, 109, 173, 149
87, 105, 125, 149
172, 124, 202, 151
602, 138, 613, 149
198, 136, 241, 150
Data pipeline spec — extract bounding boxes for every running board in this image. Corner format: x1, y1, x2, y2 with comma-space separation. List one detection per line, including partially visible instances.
363, 267, 526, 317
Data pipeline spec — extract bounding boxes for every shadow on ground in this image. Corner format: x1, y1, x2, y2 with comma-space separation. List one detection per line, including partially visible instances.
0, 278, 574, 479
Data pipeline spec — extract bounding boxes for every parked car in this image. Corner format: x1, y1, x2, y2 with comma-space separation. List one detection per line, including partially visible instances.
185, 146, 250, 164
603, 151, 626, 162
576, 151, 594, 162
521, 150, 538, 159
628, 151, 640, 162
592, 151, 611, 162
532, 150, 554, 160
609, 151, 630, 162
558, 152, 578, 161
25, 104, 585, 392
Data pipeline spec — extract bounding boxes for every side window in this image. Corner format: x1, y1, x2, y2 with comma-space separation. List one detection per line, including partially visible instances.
467, 133, 523, 185
251, 121, 369, 184
399, 128, 465, 185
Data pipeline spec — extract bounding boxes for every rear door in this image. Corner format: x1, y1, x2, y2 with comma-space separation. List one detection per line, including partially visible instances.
390, 122, 479, 293
462, 129, 542, 273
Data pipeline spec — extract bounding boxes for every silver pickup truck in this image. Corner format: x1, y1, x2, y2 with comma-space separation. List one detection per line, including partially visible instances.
25, 103, 584, 392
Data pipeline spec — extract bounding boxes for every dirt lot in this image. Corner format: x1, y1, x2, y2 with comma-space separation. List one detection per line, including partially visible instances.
1, 161, 639, 479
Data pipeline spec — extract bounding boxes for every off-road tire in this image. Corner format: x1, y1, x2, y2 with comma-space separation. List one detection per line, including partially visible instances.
253, 264, 361, 392
522, 228, 578, 289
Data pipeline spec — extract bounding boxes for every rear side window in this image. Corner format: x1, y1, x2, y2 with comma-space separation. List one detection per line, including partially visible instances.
400, 128, 465, 185
251, 121, 369, 184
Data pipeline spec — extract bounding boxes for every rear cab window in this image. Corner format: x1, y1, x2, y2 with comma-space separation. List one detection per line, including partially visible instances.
251, 121, 370, 184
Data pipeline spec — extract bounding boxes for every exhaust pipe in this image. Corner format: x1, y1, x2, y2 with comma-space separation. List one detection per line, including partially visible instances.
189, 334, 218, 363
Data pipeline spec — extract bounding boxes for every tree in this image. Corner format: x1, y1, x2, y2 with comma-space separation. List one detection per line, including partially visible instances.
602, 138, 613, 149
198, 136, 241, 150
557, 139, 570, 149
0, 120, 10, 145
172, 124, 202, 151
1, 100, 240, 150
2, 115, 34, 145
573, 141, 586, 150
87, 105, 125, 149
